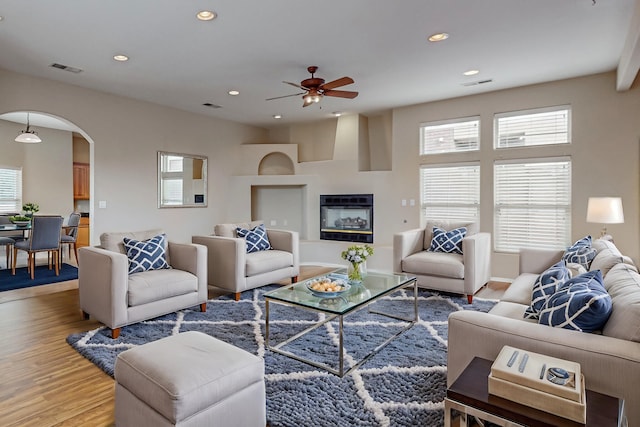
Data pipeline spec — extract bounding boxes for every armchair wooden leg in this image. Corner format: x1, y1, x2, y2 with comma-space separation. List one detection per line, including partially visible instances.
111, 328, 121, 339
200, 302, 207, 312
234, 292, 241, 301
82, 311, 90, 320
11, 247, 17, 275
54, 250, 60, 276
467, 295, 473, 304
291, 275, 299, 283
29, 253, 35, 280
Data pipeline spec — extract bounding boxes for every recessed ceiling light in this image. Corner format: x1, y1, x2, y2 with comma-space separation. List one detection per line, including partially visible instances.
463, 69, 479, 76
113, 54, 129, 62
332, 112, 342, 117
428, 32, 449, 42
228, 90, 240, 96
197, 10, 217, 21
273, 115, 282, 119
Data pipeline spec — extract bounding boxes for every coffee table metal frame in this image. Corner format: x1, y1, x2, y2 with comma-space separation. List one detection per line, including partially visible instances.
265, 270, 418, 377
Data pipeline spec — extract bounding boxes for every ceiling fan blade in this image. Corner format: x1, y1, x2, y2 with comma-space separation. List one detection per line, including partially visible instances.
321, 76, 354, 91
266, 92, 305, 101
283, 81, 308, 90
323, 89, 359, 99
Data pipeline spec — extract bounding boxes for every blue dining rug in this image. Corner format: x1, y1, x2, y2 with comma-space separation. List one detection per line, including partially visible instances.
67, 285, 496, 426
0, 263, 78, 292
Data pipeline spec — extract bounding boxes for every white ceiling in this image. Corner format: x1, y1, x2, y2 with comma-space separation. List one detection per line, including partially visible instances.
0, 0, 638, 129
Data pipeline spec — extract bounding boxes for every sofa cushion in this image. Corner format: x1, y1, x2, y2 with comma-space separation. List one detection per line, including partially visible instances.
428, 226, 467, 254
562, 235, 597, 270
214, 220, 263, 238
590, 239, 624, 277
128, 269, 198, 306
123, 234, 171, 274
423, 220, 478, 249
401, 251, 464, 279
245, 249, 294, 276
100, 228, 165, 254
489, 301, 535, 323
524, 261, 571, 320
539, 270, 612, 333
602, 263, 640, 342
500, 273, 539, 305
237, 223, 272, 253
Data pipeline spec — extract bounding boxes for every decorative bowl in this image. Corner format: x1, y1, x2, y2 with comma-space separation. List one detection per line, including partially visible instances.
306, 277, 350, 298
11, 220, 30, 227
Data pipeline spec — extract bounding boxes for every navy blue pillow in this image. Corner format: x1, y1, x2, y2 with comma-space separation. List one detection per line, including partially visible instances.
237, 223, 272, 253
524, 260, 570, 320
123, 234, 170, 274
538, 270, 612, 333
428, 226, 467, 254
562, 235, 597, 270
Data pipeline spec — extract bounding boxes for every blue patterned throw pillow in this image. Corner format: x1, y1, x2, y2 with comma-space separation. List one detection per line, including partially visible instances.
562, 235, 597, 270
524, 260, 571, 320
428, 226, 467, 254
538, 270, 612, 332
237, 223, 272, 254
123, 234, 170, 274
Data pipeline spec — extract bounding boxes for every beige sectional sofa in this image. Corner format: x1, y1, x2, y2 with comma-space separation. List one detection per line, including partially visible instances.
448, 238, 640, 426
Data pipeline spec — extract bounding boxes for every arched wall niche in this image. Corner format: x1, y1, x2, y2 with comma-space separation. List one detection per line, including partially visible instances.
258, 151, 295, 175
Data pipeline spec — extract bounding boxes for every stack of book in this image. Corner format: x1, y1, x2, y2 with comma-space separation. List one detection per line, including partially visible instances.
488, 345, 586, 423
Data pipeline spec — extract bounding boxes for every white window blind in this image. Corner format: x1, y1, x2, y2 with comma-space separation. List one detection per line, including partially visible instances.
0, 166, 22, 213
421, 163, 480, 222
420, 117, 480, 155
494, 158, 571, 252
495, 106, 570, 149
161, 178, 183, 206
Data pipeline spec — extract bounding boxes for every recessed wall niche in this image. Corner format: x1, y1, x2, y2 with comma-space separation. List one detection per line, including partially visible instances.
258, 152, 294, 175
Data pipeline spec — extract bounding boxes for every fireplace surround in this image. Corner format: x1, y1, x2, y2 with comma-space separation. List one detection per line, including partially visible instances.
320, 194, 373, 243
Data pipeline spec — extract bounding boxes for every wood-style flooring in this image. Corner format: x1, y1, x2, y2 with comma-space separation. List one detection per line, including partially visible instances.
0, 266, 507, 426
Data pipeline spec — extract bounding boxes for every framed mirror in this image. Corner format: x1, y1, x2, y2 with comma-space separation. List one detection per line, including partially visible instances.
158, 151, 207, 208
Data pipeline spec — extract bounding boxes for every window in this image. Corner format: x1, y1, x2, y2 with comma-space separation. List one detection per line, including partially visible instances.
0, 166, 22, 213
420, 117, 480, 155
495, 106, 570, 149
421, 163, 480, 222
494, 158, 571, 252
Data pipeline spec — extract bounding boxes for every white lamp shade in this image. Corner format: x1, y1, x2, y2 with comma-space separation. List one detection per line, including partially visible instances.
586, 197, 624, 224
15, 131, 42, 143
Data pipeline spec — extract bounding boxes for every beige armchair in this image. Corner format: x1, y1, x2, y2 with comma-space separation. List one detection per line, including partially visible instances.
393, 220, 491, 303
78, 229, 207, 338
192, 220, 299, 301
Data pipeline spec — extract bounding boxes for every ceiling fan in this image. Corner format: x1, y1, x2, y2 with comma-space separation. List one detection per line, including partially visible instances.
266, 66, 358, 107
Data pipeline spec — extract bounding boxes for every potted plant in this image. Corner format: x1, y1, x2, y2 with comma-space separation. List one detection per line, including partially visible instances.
22, 202, 39, 218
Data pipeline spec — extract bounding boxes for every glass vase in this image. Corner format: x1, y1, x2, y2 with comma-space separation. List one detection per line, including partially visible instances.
348, 261, 366, 284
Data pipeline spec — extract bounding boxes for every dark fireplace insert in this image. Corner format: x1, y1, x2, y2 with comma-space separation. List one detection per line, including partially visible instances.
320, 194, 373, 243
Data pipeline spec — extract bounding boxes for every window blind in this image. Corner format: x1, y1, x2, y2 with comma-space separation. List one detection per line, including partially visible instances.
421, 163, 480, 222
0, 166, 22, 213
494, 158, 571, 252
495, 106, 570, 149
161, 178, 183, 205
420, 117, 480, 155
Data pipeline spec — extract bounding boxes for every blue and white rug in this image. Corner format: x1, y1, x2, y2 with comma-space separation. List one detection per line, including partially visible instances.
67, 285, 496, 426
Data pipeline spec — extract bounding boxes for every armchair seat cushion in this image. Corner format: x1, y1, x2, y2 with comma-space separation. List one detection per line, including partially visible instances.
128, 269, 198, 307
401, 250, 464, 279
246, 250, 294, 277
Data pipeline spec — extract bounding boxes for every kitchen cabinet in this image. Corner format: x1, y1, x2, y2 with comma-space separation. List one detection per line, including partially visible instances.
77, 216, 90, 247
73, 162, 90, 200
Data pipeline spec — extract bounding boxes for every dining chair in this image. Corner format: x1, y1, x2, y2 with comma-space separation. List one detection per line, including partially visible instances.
12, 215, 64, 279
60, 212, 81, 264
0, 236, 15, 269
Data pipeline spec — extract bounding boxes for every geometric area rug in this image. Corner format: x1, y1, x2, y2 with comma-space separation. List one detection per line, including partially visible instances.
66, 285, 496, 426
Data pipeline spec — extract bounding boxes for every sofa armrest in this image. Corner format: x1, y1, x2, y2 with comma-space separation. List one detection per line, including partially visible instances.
191, 235, 245, 291
78, 246, 129, 329
519, 248, 564, 274
447, 310, 640, 424
168, 241, 208, 299
267, 229, 300, 271
393, 228, 425, 273
462, 232, 491, 295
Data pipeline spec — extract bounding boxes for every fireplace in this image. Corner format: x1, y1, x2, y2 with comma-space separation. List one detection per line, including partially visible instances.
320, 194, 373, 243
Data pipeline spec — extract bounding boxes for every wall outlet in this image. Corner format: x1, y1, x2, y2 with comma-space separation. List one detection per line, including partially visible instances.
270, 220, 277, 226
409, 199, 415, 206
98, 200, 107, 209
283, 219, 288, 226
401, 199, 407, 207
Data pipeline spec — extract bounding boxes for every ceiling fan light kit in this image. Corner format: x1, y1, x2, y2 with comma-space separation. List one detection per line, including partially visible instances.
15, 113, 42, 143
267, 66, 358, 108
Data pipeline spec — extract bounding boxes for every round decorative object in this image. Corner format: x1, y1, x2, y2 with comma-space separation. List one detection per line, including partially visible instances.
306, 278, 350, 298
546, 367, 570, 385
11, 220, 30, 227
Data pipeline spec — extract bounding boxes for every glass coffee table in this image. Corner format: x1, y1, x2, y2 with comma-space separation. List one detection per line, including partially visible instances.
264, 269, 417, 377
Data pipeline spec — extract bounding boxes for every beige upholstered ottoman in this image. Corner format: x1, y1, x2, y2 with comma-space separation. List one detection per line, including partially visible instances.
114, 331, 266, 427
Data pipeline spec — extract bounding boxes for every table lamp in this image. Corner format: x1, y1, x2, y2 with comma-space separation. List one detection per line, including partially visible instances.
586, 197, 624, 237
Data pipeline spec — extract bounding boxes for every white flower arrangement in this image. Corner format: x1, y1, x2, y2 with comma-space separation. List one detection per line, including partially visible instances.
341, 244, 374, 264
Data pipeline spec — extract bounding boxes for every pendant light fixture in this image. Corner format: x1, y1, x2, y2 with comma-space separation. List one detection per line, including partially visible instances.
15, 113, 42, 143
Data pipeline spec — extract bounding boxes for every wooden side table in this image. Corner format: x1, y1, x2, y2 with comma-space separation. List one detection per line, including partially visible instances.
445, 357, 623, 427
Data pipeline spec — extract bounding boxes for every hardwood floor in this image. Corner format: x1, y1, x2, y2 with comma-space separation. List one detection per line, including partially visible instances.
0, 266, 506, 426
